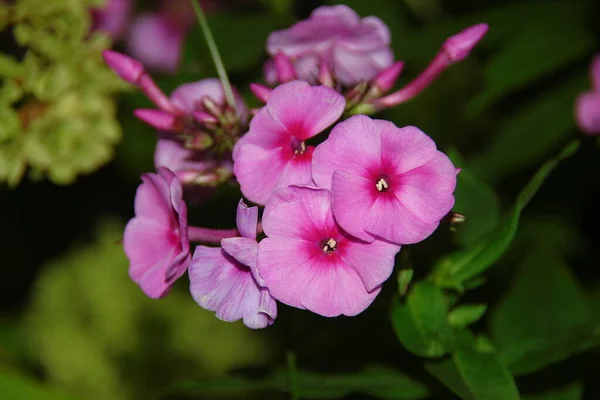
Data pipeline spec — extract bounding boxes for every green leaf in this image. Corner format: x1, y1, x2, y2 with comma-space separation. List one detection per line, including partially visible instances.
425, 339, 519, 400
157, 365, 430, 400
522, 382, 582, 400
448, 150, 501, 247
391, 282, 454, 358
397, 269, 414, 297
183, 12, 293, 74
490, 242, 596, 375
468, 19, 594, 115
0, 373, 75, 400
469, 74, 586, 183
448, 304, 487, 329
431, 141, 579, 289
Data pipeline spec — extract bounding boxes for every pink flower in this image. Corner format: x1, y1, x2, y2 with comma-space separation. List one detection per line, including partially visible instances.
124, 167, 191, 299
126, 13, 186, 73
233, 81, 345, 205
91, 0, 132, 40
576, 54, 600, 135
312, 115, 456, 245
258, 186, 400, 317
189, 200, 277, 329
266, 5, 393, 86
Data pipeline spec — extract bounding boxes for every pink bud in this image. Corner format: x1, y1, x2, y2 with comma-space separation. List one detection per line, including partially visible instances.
372, 61, 404, 93
443, 23, 489, 64
134, 109, 177, 131
318, 61, 335, 88
103, 50, 144, 83
249, 83, 272, 103
273, 52, 296, 83
193, 111, 218, 125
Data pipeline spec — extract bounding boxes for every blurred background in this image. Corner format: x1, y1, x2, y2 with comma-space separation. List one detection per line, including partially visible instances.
1, 0, 599, 399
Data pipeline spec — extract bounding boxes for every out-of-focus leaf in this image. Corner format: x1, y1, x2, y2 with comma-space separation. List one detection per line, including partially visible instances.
397, 269, 414, 297
425, 338, 519, 400
448, 304, 487, 329
0, 373, 75, 400
432, 141, 579, 289
390, 282, 454, 358
448, 149, 501, 246
522, 382, 582, 400
468, 21, 594, 115
183, 12, 293, 74
159, 365, 430, 400
469, 74, 586, 183
491, 244, 595, 375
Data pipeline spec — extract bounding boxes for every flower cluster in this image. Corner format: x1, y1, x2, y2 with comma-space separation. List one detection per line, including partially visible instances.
106, 5, 487, 328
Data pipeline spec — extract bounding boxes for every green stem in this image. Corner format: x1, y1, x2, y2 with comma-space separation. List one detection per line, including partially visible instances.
286, 351, 300, 400
189, 0, 237, 111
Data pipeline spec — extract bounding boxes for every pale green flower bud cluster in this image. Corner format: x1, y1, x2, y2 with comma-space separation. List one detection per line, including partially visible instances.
0, 0, 126, 186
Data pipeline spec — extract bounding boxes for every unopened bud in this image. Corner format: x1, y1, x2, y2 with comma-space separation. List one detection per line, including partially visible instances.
249, 83, 272, 103
372, 61, 404, 93
185, 133, 214, 151
103, 50, 144, 83
443, 23, 489, 64
134, 109, 178, 131
273, 52, 296, 83
318, 60, 335, 88
193, 111, 218, 125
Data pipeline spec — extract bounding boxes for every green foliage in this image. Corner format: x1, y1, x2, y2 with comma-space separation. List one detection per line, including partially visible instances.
448, 304, 487, 329
24, 222, 270, 400
0, 0, 125, 186
0, 373, 75, 400
391, 282, 455, 358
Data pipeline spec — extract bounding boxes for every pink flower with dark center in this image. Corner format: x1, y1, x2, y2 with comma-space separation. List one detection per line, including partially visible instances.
124, 167, 190, 299
312, 115, 457, 245
266, 5, 393, 86
189, 200, 277, 329
258, 185, 400, 317
233, 80, 345, 205
576, 54, 600, 135
91, 0, 132, 41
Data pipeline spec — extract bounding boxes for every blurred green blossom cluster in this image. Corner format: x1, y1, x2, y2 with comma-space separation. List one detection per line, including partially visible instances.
0, 0, 126, 186
24, 222, 271, 400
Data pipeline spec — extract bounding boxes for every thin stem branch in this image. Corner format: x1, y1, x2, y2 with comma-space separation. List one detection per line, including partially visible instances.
190, 0, 237, 112
187, 226, 239, 244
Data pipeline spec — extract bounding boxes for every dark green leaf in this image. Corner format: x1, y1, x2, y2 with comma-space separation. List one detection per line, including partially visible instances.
522, 382, 582, 400
0, 373, 75, 400
425, 341, 519, 400
431, 141, 579, 289
391, 282, 454, 358
448, 304, 487, 329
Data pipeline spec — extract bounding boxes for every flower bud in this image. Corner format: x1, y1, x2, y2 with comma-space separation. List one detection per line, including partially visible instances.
249, 83, 272, 103
443, 23, 489, 64
134, 109, 178, 131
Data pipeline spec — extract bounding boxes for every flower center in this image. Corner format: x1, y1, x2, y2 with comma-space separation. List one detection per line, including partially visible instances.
290, 137, 306, 155
376, 177, 389, 192
322, 238, 337, 253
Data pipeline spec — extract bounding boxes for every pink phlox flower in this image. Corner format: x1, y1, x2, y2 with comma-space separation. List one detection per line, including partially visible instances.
266, 5, 393, 86
258, 185, 400, 317
576, 54, 600, 135
91, 0, 132, 41
312, 115, 457, 245
189, 200, 277, 329
124, 167, 191, 299
233, 80, 345, 205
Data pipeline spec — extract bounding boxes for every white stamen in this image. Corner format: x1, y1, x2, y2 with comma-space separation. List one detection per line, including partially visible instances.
294, 141, 306, 155
376, 178, 389, 192
323, 238, 337, 252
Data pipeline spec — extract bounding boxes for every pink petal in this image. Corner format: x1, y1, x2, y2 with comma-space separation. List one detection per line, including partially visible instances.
339, 236, 400, 292
330, 170, 377, 242
312, 114, 383, 190
266, 81, 345, 138
258, 238, 318, 309
233, 144, 286, 205
333, 45, 394, 85
395, 152, 456, 224
222, 237, 259, 273
234, 108, 289, 153
262, 185, 332, 241
311, 5, 361, 26
576, 91, 600, 135
189, 247, 275, 329
365, 193, 439, 245
299, 255, 381, 317
170, 78, 247, 121
133, 173, 173, 224
235, 199, 258, 239
271, 148, 315, 193
91, 0, 133, 40
380, 125, 437, 174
